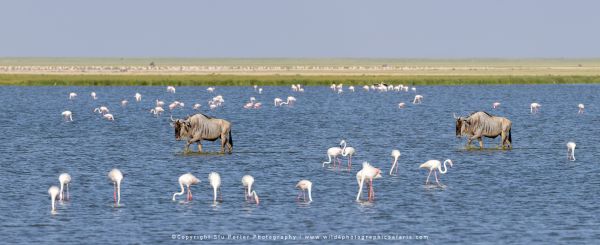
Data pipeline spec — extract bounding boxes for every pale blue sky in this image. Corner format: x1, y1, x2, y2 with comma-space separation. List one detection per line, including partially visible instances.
1, 0, 598, 58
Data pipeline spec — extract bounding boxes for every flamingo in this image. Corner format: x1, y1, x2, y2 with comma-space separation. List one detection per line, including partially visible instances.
167, 86, 176, 93
390, 150, 401, 175
150, 107, 164, 116
530, 103, 541, 114
411, 87, 416, 92
244, 102, 254, 109
156, 99, 165, 107
349, 86, 355, 92
274, 98, 283, 106
291, 84, 298, 91
121, 100, 128, 107
398, 103, 406, 108
108, 168, 123, 205
253, 85, 258, 91
280, 96, 296, 106
492, 102, 501, 109
207, 87, 215, 93
172, 173, 200, 201
62, 111, 73, 122
253, 102, 262, 109
567, 142, 576, 161
296, 180, 312, 203
69, 92, 77, 100
322, 142, 344, 168
103, 114, 114, 121
48, 186, 59, 212
578, 104, 585, 114
90, 92, 97, 100
209, 172, 222, 203
340, 140, 356, 170
413, 95, 423, 104
363, 85, 370, 91
94, 106, 109, 114
58, 173, 71, 201
135, 92, 142, 102
258, 88, 263, 94
193, 103, 201, 110
356, 162, 382, 201
242, 175, 259, 204
419, 159, 453, 186
169, 102, 178, 111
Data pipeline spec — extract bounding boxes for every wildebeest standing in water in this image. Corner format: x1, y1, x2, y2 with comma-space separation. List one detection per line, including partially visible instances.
171, 114, 233, 154
455, 111, 512, 149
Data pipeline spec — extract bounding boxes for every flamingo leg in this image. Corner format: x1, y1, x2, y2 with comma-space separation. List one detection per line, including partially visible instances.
113, 183, 117, 204
219, 188, 223, 201
67, 184, 70, 201
348, 156, 352, 170
296, 190, 302, 200
303, 191, 306, 202
426, 170, 432, 184
434, 171, 440, 186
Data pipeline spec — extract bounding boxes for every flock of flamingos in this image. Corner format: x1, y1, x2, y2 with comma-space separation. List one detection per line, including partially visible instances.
49, 83, 580, 214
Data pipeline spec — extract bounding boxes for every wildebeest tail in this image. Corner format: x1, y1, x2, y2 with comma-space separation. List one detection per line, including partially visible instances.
228, 129, 233, 147
508, 128, 512, 145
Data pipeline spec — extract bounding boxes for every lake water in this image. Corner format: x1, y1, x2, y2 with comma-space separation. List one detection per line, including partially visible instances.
0, 85, 599, 244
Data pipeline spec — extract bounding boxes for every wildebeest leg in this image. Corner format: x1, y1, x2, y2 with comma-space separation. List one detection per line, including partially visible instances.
478, 138, 484, 149
197, 142, 203, 153
186, 136, 201, 153
220, 135, 226, 153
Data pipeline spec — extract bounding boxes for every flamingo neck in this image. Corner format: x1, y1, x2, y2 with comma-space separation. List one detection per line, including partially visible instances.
172, 182, 185, 201
59, 183, 65, 200
440, 160, 449, 174
341, 142, 347, 156
213, 186, 218, 202
356, 176, 365, 201
307, 187, 312, 202
116, 181, 121, 204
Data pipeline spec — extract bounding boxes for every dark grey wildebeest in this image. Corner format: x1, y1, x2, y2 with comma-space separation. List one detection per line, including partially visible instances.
171, 114, 233, 153
455, 111, 512, 149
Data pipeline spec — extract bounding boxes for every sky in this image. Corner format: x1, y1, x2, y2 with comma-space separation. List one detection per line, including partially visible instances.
1, 0, 599, 58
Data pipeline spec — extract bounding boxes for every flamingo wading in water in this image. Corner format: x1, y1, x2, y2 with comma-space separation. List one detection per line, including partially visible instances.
322, 142, 344, 168
296, 180, 313, 203
578, 104, 585, 114
48, 186, 59, 212
567, 142, 576, 161
419, 159, 453, 186
209, 172, 222, 203
340, 140, 356, 170
172, 173, 200, 201
242, 175, 259, 204
390, 150, 401, 175
62, 111, 73, 122
530, 103, 541, 114
356, 162, 382, 201
58, 173, 71, 201
108, 169, 123, 205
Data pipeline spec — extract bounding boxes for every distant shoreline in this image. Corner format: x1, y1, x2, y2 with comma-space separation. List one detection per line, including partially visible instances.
2, 58, 600, 85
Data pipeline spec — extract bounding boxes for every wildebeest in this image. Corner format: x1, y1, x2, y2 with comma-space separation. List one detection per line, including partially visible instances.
171, 114, 233, 153
455, 111, 512, 149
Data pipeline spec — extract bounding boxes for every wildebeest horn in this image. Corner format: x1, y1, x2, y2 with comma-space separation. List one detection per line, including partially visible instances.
453, 113, 458, 119
170, 115, 176, 122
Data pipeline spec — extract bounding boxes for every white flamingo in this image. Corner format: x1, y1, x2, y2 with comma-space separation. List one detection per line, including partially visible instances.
280, 96, 296, 106
349, 86, 355, 92
135, 92, 142, 102
258, 88, 263, 94
413, 95, 423, 104
493, 102, 501, 109
530, 103, 541, 114
322, 142, 344, 168
69, 92, 77, 100
340, 140, 356, 170
274, 98, 283, 106
567, 142, 576, 161
58, 173, 71, 201
108, 168, 123, 205
94, 106, 109, 114
578, 104, 584, 114
156, 99, 165, 107
209, 172, 222, 203
62, 111, 73, 122
103, 114, 114, 121
48, 186, 59, 212
356, 162, 382, 201
207, 87, 215, 93
296, 180, 312, 203
193, 103, 202, 110
363, 85, 370, 91
172, 173, 200, 201
150, 107, 164, 116
419, 159, 453, 186
242, 175, 259, 204
167, 86, 176, 93
398, 103, 406, 108
390, 150, 401, 175
90, 92, 97, 100
121, 100, 128, 107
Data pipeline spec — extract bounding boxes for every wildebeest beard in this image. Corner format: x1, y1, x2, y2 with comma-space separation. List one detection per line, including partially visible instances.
174, 120, 190, 140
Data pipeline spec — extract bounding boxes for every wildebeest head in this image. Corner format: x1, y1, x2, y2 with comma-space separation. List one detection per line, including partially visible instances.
454, 113, 469, 137
170, 116, 191, 140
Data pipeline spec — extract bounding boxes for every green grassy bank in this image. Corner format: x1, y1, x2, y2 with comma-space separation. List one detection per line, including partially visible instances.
2, 74, 600, 86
